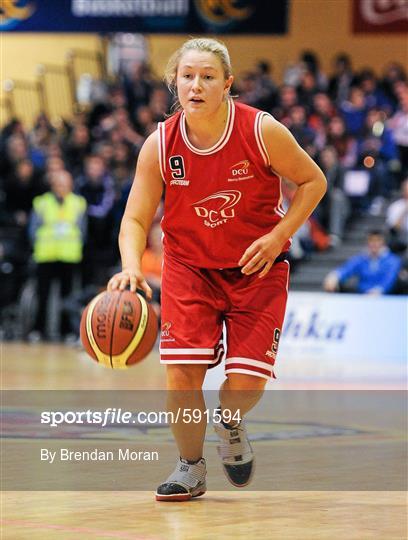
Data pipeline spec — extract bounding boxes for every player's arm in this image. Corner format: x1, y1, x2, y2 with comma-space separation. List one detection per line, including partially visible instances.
108, 131, 163, 298
239, 115, 327, 277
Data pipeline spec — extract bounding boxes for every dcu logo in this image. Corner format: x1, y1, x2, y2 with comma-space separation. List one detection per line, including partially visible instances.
161, 322, 172, 337
192, 190, 241, 228
228, 160, 254, 182
0, 0, 35, 30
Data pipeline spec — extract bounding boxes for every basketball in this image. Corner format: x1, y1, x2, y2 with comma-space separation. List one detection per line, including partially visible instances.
80, 290, 158, 368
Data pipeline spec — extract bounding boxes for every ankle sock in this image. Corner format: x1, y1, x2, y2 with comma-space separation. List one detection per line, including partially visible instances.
180, 457, 202, 465
217, 405, 240, 430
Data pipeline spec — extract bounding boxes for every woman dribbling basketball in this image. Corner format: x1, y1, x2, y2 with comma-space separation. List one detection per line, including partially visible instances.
108, 38, 327, 501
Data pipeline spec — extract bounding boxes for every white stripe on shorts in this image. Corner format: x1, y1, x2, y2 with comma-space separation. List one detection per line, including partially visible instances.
224, 367, 271, 380
160, 359, 219, 365
225, 357, 273, 370
159, 348, 214, 355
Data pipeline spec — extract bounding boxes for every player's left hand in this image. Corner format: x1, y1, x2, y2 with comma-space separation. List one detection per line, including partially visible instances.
239, 231, 285, 278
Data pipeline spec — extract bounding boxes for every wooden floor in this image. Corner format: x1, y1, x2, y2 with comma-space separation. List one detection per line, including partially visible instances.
1, 343, 406, 540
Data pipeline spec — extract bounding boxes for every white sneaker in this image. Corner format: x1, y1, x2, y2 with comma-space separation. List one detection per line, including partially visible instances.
155, 457, 207, 501
214, 418, 254, 487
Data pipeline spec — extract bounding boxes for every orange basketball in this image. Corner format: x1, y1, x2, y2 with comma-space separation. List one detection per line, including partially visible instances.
80, 290, 158, 368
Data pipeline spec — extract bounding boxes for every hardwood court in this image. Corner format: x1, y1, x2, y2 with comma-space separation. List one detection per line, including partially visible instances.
1, 343, 406, 540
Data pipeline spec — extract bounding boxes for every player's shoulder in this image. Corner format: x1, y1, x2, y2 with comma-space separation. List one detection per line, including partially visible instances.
234, 100, 279, 130
138, 130, 161, 165
141, 129, 159, 149
259, 111, 289, 140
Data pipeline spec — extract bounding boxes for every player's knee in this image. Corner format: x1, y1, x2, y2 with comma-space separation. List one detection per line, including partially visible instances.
226, 373, 267, 391
166, 364, 207, 390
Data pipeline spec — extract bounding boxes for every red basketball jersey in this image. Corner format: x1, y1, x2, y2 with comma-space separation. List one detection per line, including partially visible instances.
158, 99, 290, 268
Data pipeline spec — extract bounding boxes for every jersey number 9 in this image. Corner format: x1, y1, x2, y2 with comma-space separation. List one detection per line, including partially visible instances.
169, 155, 186, 179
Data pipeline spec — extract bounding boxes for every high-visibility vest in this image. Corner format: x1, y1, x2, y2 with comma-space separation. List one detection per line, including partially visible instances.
33, 192, 87, 263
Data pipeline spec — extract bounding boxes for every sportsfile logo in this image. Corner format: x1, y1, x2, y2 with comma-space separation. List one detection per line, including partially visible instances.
228, 160, 254, 182
192, 190, 242, 228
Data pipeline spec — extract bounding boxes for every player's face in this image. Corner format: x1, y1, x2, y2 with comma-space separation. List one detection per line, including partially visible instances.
176, 50, 233, 116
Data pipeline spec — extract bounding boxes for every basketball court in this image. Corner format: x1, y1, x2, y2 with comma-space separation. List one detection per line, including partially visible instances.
2, 343, 406, 539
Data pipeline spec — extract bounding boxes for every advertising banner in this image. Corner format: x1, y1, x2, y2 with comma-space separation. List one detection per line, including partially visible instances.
1, 0, 288, 34
277, 292, 406, 382
353, 0, 408, 33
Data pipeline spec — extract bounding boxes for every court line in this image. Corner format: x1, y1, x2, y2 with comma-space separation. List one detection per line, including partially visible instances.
1, 519, 159, 539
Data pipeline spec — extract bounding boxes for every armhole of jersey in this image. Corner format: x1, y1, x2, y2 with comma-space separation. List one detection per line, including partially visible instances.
157, 122, 166, 184
255, 111, 287, 218
275, 175, 286, 218
254, 111, 271, 167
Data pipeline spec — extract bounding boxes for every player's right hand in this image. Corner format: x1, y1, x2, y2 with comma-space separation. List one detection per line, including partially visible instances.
107, 268, 153, 300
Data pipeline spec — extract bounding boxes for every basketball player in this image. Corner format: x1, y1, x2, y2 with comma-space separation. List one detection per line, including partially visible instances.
108, 38, 327, 501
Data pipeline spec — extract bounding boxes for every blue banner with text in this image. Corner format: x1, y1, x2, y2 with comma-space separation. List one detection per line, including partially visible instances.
1, 0, 288, 34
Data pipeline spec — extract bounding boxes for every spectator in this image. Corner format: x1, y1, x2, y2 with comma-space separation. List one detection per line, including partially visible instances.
343, 151, 385, 214
284, 50, 327, 91
386, 178, 408, 253
380, 62, 407, 111
328, 53, 354, 104
236, 71, 260, 108
1, 135, 29, 178
316, 146, 350, 245
358, 68, 393, 113
29, 113, 56, 160
43, 157, 66, 186
323, 230, 401, 294
340, 86, 368, 136
296, 70, 319, 110
4, 159, 46, 227
253, 60, 277, 111
387, 86, 408, 185
309, 92, 336, 147
0, 118, 25, 143
302, 51, 327, 90
45, 141, 64, 160
358, 108, 398, 195
112, 107, 144, 148
112, 141, 134, 173
76, 154, 116, 285
287, 105, 316, 147
122, 61, 154, 111
327, 115, 358, 167
64, 124, 91, 176
134, 105, 157, 138
148, 86, 171, 121
273, 85, 298, 124
28, 170, 87, 340
94, 140, 115, 169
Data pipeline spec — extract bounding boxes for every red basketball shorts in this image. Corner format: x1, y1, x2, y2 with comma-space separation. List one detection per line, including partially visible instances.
159, 254, 290, 380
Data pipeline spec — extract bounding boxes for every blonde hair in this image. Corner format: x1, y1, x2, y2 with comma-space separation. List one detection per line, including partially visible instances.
164, 37, 233, 102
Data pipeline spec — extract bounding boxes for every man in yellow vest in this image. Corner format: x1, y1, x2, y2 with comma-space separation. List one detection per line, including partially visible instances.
29, 170, 87, 341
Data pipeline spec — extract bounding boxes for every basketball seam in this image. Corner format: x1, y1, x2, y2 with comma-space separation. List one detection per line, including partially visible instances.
135, 294, 149, 352
112, 294, 149, 367
110, 291, 122, 369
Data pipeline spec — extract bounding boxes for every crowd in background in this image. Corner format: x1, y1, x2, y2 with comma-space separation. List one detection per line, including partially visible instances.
0, 50, 407, 340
